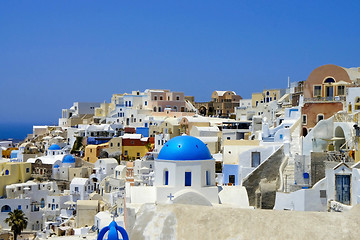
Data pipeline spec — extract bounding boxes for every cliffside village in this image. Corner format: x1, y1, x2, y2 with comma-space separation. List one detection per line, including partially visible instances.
2, 64, 360, 239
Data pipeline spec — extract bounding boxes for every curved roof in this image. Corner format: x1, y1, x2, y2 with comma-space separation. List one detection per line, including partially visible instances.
157, 135, 212, 161
48, 144, 61, 150
63, 155, 75, 163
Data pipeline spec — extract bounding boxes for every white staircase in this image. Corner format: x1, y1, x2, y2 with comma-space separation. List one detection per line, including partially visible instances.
282, 119, 301, 192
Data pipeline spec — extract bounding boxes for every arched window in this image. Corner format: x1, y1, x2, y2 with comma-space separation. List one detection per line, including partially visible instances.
158, 107, 162, 112
1, 205, 11, 212
154, 96, 157, 101
160, 96, 163, 100
324, 77, 335, 84
5, 170, 9, 175
173, 106, 178, 111
164, 169, 169, 185
302, 127, 308, 137
153, 107, 157, 112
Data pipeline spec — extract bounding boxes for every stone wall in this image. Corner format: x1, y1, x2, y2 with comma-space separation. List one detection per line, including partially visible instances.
242, 145, 285, 208
129, 203, 360, 240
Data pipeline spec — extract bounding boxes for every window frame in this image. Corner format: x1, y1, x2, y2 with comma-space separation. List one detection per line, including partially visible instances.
313, 85, 322, 97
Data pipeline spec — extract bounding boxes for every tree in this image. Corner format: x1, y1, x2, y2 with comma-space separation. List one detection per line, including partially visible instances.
5, 209, 28, 240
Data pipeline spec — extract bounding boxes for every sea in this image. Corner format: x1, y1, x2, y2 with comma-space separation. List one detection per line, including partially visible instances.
0, 122, 51, 141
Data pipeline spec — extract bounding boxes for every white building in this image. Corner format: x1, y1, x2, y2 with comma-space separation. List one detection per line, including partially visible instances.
1, 181, 61, 231
70, 178, 94, 201
129, 136, 219, 206
274, 161, 360, 212
90, 158, 119, 191
59, 102, 101, 127
133, 159, 154, 186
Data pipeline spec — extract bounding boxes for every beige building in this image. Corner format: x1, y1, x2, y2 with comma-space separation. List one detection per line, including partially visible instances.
196, 90, 242, 117
95, 102, 112, 118
252, 89, 284, 108
68, 167, 92, 182
76, 200, 99, 227
106, 137, 122, 157
180, 116, 211, 135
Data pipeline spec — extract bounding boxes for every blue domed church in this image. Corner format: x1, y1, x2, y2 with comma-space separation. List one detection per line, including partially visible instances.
153, 135, 219, 205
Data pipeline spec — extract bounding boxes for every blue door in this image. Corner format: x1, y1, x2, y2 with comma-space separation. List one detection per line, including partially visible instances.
326, 86, 334, 98
185, 172, 191, 186
336, 175, 351, 205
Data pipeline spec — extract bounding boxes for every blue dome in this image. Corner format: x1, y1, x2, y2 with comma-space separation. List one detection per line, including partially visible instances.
63, 155, 75, 163
157, 135, 212, 161
54, 164, 60, 168
48, 144, 61, 150
97, 221, 129, 240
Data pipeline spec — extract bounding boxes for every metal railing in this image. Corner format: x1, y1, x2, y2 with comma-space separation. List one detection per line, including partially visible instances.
326, 151, 353, 162
304, 96, 346, 102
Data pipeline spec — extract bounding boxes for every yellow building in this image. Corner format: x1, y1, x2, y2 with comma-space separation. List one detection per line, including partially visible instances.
122, 134, 151, 160
252, 89, 282, 107
83, 143, 109, 163
0, 162, 32, 196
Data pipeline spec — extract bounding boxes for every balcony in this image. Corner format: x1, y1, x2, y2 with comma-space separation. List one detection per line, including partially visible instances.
304, 96, 346, 103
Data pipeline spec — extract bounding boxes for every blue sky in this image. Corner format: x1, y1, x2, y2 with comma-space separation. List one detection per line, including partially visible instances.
1, 1, 359, 125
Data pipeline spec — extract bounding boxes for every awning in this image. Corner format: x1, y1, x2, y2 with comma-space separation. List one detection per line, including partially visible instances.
321, 137, 345, 141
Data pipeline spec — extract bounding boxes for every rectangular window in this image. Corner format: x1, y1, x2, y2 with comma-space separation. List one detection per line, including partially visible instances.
337, 86, 345, 96
185, 172, 192, 186
317, 114, 324, 122
26, 168, 29, 173
229, 175, 235, 184
164, 170, 169, 185
137, 152, 140, 157
124, 150, 128, 156
251, 152, 261, 168
313, 85, 322, 97
206, 171, 210, 186
302, 114, 307, 125
320, 190, 327, 198
75, 187, 79, 192
18, 205, 21, 210
145, 101, 148, 106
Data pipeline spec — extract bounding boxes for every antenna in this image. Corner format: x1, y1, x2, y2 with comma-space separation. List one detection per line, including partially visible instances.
288, 76, 290, 88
